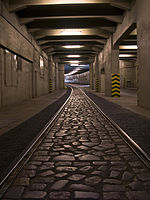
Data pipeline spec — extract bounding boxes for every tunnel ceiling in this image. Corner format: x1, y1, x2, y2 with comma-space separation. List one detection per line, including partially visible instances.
9, 0, 136, 74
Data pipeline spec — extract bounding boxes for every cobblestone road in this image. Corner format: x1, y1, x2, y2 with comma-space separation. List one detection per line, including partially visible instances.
3, 88, 150, 200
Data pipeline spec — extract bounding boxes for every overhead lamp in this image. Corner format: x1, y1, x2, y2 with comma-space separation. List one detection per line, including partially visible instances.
5, 49, 10, 53
70, 64, 79, 66
69, 60, 80, 63
63, 45, 83, 49
119, 45, 138, 50
67, 55, 80, 58
119, 54, 136, 58
60, 29, 82, 35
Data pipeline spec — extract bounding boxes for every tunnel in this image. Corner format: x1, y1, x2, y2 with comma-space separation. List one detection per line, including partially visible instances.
0, 1, 150, 200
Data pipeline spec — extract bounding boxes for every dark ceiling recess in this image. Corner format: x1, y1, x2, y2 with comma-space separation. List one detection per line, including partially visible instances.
16, 4, 124, 17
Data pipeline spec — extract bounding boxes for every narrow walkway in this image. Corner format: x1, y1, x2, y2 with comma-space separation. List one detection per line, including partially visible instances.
0, 89, 70, 178
3, 87, 150, 200
85, 87, 150, 119
0, 89, 66, 136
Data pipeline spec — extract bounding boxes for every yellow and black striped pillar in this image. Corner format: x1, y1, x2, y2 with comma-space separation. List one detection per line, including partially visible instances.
112, 73, 120, 97
95, 78, 99, 92
49, 78, 52, 93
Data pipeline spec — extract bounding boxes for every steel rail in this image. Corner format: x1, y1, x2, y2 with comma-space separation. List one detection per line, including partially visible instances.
0, 87, 73, 198
80, 88, 150, 169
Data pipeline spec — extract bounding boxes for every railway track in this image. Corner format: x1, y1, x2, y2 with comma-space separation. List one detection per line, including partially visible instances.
0, 86, 150, 199
80, 88, 150, 169
0, 88, 73, 198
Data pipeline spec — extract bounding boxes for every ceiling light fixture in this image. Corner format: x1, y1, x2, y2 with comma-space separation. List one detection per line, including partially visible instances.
119, 45, 138, 50
70, 64, 79, 66
60, 29, 82, 35
69, 60, 80, 63
63, 45, 83, 49
67, 55, 80, 58
119, 54, 136, 58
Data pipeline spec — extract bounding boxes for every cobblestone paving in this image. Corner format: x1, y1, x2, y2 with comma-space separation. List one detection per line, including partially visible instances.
3, 88, 150, 200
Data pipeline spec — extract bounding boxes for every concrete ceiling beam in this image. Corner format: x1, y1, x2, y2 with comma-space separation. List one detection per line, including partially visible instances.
113, 3, 137, 46
33, 29, 110, 40
103, 15, 123, 23
19, 16, 123, 25
110, 0, 133, 11
100, 26, 116, 33
37, 39, 106, 45
9, 0, 132, 12
49, 50, 97, 55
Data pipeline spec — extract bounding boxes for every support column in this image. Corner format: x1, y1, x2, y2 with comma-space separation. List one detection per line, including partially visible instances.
55, 63, 59, 90
95, 55, 100, 92
92, 57, 97, 91
89, 63, 94, 90
105, 37, 119, 96
58, 63, 64, 89
0, 48, 3, 107
99, 52, 105, 94
49, 56, 55, 92
137, 0, 150, 108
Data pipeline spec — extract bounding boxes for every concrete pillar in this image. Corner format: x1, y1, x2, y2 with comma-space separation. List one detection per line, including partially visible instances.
49, 56, 55, 92
55, 63, 59, 90
98, 52, 105, 93
32, 50, 37, 98
89, 63, 93, 89
90, 63, 95, 90
58, 63, 64, 89
137, 0, 150, 108
92, 60, 96, 90
0, 0, 2, 14
0, 48, 3, 107
95, 55, 101, 92
105, 37, 119, 96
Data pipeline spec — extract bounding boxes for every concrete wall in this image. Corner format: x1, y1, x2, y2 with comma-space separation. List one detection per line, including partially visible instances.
137, 0, 150, 109
0, 1, 49, 107
119, 60, 137, 88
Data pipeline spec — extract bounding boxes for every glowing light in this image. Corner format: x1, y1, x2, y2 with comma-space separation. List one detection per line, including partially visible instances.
67, 55, 80, 58
119, 54, 136, 58
63, 45, 83, 49
14, 55, 17, 60
70, 64, 79, 66
70, 64, 87, 67
5, 49, 10, 53
68, 60, 80, 63
60, 29, 82, 35
78, 64, 87, 67
40, 56, 44, 69
44, 0, 102, 5
119, 45, 138, 50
